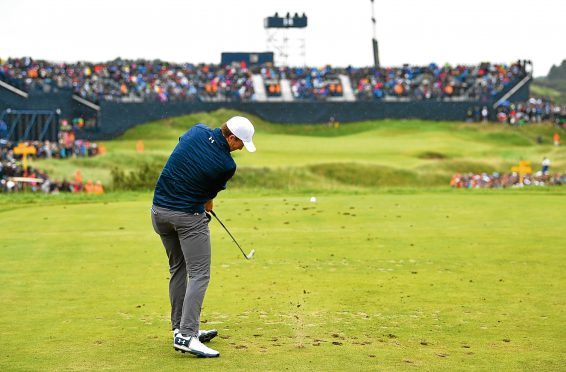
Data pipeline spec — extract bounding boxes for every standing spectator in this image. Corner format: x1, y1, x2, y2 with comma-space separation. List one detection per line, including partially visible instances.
42, 141, 52, 158
481, 106, 489, 122
542, 157, 550, 175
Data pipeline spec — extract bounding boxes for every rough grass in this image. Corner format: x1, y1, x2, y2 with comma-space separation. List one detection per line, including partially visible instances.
436, 160, 498, 174
28, 109, 566, 190
308, 163, 419, 187
531, 81, 566, 105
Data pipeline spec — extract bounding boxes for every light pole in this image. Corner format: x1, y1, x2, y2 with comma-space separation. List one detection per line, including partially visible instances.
370, 0, 380, 68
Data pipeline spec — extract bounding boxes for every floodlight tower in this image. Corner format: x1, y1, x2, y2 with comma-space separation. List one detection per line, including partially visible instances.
265, 12, 308, 66
370, 0, 380, 68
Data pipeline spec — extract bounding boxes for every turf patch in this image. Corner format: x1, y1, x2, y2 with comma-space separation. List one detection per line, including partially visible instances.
439, 160, 498, 174
308, 163, 418, 187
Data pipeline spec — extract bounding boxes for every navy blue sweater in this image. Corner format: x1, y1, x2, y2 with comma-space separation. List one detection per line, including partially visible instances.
152, 124, 236, 213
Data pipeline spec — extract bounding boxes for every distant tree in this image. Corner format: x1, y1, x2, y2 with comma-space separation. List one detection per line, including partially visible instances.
547, 60, 566, 81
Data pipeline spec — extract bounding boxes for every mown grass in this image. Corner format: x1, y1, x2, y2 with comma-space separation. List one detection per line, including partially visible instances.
1, 191, 565, 371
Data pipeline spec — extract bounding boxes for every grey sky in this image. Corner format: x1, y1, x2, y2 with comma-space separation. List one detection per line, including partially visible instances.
2, 0, 564, 76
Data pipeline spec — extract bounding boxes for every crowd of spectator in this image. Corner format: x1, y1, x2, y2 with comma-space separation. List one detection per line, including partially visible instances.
463, 98, 565, 125
0, 118, 103, 193
0, 159, 104, 194
350, 61, 528, 102
494, 98, 565, 125
450, 172, 565, 188
1, 116, 101, 157
1, 57, 530, 103
0, 57, 254, 103
264, 65, 343, 100
1, 143, 104, 193
0, 160, 47, 192
0, 136, 100, 161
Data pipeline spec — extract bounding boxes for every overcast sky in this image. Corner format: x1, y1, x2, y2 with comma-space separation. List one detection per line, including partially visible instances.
2, 0, 564, 77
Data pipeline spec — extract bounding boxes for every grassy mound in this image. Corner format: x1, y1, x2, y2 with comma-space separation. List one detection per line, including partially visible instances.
309, 163, 418, 187
28, 109, 565, 190
438, 160, 498, 174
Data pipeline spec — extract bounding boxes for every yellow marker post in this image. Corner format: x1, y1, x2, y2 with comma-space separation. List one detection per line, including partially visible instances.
511, 160, 532, 185
13, 143, 37, 176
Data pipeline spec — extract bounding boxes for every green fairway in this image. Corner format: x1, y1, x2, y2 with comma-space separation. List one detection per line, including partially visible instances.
3, 112, 566, 370
1, 190, 565, 370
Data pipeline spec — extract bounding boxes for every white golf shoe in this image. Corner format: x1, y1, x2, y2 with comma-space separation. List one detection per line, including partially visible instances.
173, 328, 218, 343
173, 333, 220, 358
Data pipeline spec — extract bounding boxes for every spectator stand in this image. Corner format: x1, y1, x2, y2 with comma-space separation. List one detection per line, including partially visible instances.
253, 64, 291, 102
280, 65, 351, 102
1, 57, 535, 137
1, 57, 529, 104
0, 108, 60, 142
491, 61, 534, 109
198, 62, 255, 102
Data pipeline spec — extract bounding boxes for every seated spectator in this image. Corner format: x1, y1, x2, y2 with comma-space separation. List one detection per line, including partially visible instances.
0, 57, 255, 103
350, 61, 527, 101
0, 57, 530, 103
450, 170, 565, 188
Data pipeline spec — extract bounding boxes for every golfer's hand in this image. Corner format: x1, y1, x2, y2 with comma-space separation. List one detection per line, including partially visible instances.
205, 199, 213, 212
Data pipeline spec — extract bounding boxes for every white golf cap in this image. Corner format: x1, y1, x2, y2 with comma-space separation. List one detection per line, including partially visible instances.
226, 116, 256, 152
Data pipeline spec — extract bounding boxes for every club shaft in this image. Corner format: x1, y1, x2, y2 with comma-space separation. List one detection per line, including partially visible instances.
210, 210, 250, 259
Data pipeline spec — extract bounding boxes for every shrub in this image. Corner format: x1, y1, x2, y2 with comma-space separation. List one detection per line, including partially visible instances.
111, 162, 162, 191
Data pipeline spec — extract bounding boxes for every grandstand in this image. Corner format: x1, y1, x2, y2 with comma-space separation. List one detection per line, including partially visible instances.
0, 57, 532, 140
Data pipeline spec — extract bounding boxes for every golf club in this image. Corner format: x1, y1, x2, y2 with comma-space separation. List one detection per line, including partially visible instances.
209, 210, 255, 260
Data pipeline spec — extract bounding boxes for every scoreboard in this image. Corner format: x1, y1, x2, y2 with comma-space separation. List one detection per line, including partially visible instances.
264, 13, 307, 29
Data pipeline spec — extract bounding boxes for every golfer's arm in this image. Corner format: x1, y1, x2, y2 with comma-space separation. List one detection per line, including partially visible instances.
205, 168, 234, 212
205, 199, 213, 212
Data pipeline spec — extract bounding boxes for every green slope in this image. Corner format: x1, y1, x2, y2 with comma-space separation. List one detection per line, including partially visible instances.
29, 109, 566, 190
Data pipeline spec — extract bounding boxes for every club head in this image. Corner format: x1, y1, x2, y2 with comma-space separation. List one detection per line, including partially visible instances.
246, 249, 255, 260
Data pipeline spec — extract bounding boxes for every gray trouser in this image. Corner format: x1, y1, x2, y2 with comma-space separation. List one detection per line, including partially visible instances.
150, 204, 211, 337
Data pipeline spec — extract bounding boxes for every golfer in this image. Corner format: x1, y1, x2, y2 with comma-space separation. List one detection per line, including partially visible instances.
150, 116, 256, 357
